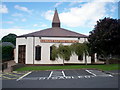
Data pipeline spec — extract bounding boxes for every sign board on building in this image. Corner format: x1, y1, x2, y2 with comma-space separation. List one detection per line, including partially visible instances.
40, 39, 79, 43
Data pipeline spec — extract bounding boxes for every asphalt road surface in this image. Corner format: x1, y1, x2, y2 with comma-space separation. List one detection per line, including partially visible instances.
2, 69, 119, 88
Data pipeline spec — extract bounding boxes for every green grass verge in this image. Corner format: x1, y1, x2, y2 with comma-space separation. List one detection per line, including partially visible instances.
15, 64, 120, 71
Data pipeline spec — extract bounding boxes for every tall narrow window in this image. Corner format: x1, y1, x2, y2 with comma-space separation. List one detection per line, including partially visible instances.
78, 55, 83, 60
35, 46, 41, 60
50, 46, 55, 60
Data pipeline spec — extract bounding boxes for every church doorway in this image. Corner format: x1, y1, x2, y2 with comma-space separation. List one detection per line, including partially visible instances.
18, 45, 26, 64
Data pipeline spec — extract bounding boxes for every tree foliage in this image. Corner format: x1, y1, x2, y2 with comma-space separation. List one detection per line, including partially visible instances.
1, 33, 17, 46
71, 43, 89, 56
89, 17, 120, 57
2, 46, 14, 62
57, 44, 72, 61
51, 45, 58, 61
51, 43, 89, 63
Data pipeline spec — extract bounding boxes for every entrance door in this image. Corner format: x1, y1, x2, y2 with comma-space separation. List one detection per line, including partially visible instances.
18, 45, 26, 64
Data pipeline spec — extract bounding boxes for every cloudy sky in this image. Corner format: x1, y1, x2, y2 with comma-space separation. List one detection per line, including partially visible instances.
0, 0, 118, 39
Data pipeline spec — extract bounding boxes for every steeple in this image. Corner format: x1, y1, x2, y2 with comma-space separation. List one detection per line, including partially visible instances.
52, 9, 60, 27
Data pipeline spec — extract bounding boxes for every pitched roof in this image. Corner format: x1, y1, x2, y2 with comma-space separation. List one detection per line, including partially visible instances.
18, 9, 87, 38
18, 27, 87, 38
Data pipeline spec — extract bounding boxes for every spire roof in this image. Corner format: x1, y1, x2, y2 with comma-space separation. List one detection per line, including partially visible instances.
52, 9, 60, 27
17, 9, 87, 38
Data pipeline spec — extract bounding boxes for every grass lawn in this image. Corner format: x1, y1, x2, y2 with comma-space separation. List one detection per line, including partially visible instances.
15, 64, 120, 71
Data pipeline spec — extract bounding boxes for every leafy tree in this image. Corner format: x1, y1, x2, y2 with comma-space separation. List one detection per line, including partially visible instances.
71, 43, 89, 65
51, 45, 58, 61
1, 33, 17, 46
89, 17, 120, 64
57, 44, 72, 65
51, 43, 89, 65
2, 46, 14, 62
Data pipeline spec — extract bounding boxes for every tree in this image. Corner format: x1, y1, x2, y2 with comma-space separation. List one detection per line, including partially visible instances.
71, 43, 89, 65
51, 43, 89, 65
51, 45, 58, 61
57, 44, 72, 65
2, 46, 14, 62
1, 33, 17, 46
89, 17, 120, 64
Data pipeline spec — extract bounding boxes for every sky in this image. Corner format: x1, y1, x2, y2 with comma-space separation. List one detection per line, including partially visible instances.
0, 0, 118, 39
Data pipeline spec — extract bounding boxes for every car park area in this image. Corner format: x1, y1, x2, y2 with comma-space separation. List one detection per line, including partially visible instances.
2, 69, 119, 88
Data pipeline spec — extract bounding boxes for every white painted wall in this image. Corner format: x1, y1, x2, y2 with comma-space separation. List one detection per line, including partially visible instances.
26, 37, 34, 64
15, 37, 27, 63
15, 36, 92, 64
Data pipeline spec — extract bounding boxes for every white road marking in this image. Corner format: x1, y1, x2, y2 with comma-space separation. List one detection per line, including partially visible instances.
97, 74, 113, 77
108, 74, 113, 77
62, 71, 66, 77
16, 71, 32, 81
86, 70, 97, 76
47, 71, 53, 79
15, 70, 114, 81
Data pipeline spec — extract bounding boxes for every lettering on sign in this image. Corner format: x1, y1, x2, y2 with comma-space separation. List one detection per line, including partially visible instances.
40, 39, 79, 43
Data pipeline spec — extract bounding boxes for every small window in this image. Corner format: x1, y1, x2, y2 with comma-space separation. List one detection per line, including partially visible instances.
78, 55, 83, 60
50, 46, 55, 60
35, 46, 41, 60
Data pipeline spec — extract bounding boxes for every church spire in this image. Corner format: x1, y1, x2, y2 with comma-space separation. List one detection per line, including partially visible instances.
52, 9, 60, 27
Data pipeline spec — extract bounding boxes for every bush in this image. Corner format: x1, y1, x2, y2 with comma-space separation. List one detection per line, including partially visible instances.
2, 46, 14, 62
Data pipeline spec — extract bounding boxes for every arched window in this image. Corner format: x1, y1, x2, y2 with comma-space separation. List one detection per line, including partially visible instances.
78, 55, 83, 61
50, 46, 55, 60
35, 45, 41, 60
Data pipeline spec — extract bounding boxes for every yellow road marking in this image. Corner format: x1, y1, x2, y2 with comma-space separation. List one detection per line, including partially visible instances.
1, 72, 30, 80
12, 71, 27, 74
2, 76, 17, 79
5, 73, 21, 77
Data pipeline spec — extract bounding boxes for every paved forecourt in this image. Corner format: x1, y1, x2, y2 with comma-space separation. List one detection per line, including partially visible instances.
2, 69, 119, 88
15, 69, 113, 81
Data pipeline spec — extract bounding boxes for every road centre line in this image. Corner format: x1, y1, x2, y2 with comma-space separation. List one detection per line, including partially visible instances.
86, 70, 97, 76
16, 71, 32, 81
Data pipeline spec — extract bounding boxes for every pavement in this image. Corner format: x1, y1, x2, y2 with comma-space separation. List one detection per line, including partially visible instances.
2, 60, 16, 72
1, 69, 119, 88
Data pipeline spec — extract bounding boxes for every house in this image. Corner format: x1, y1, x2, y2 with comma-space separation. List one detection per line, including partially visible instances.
15, 9, 98, 65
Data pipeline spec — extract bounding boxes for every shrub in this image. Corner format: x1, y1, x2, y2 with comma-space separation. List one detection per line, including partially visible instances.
2, 46, 14, 62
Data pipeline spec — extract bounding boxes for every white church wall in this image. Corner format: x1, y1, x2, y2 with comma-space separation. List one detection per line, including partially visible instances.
16, 36, 91, 64
33, 37, 90, 64
86, 56, 91, 63
26, 37, 34, 64
15, 37, 27, 63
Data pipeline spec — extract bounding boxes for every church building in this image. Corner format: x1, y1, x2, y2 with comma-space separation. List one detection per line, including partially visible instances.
15, 9, 97, 65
